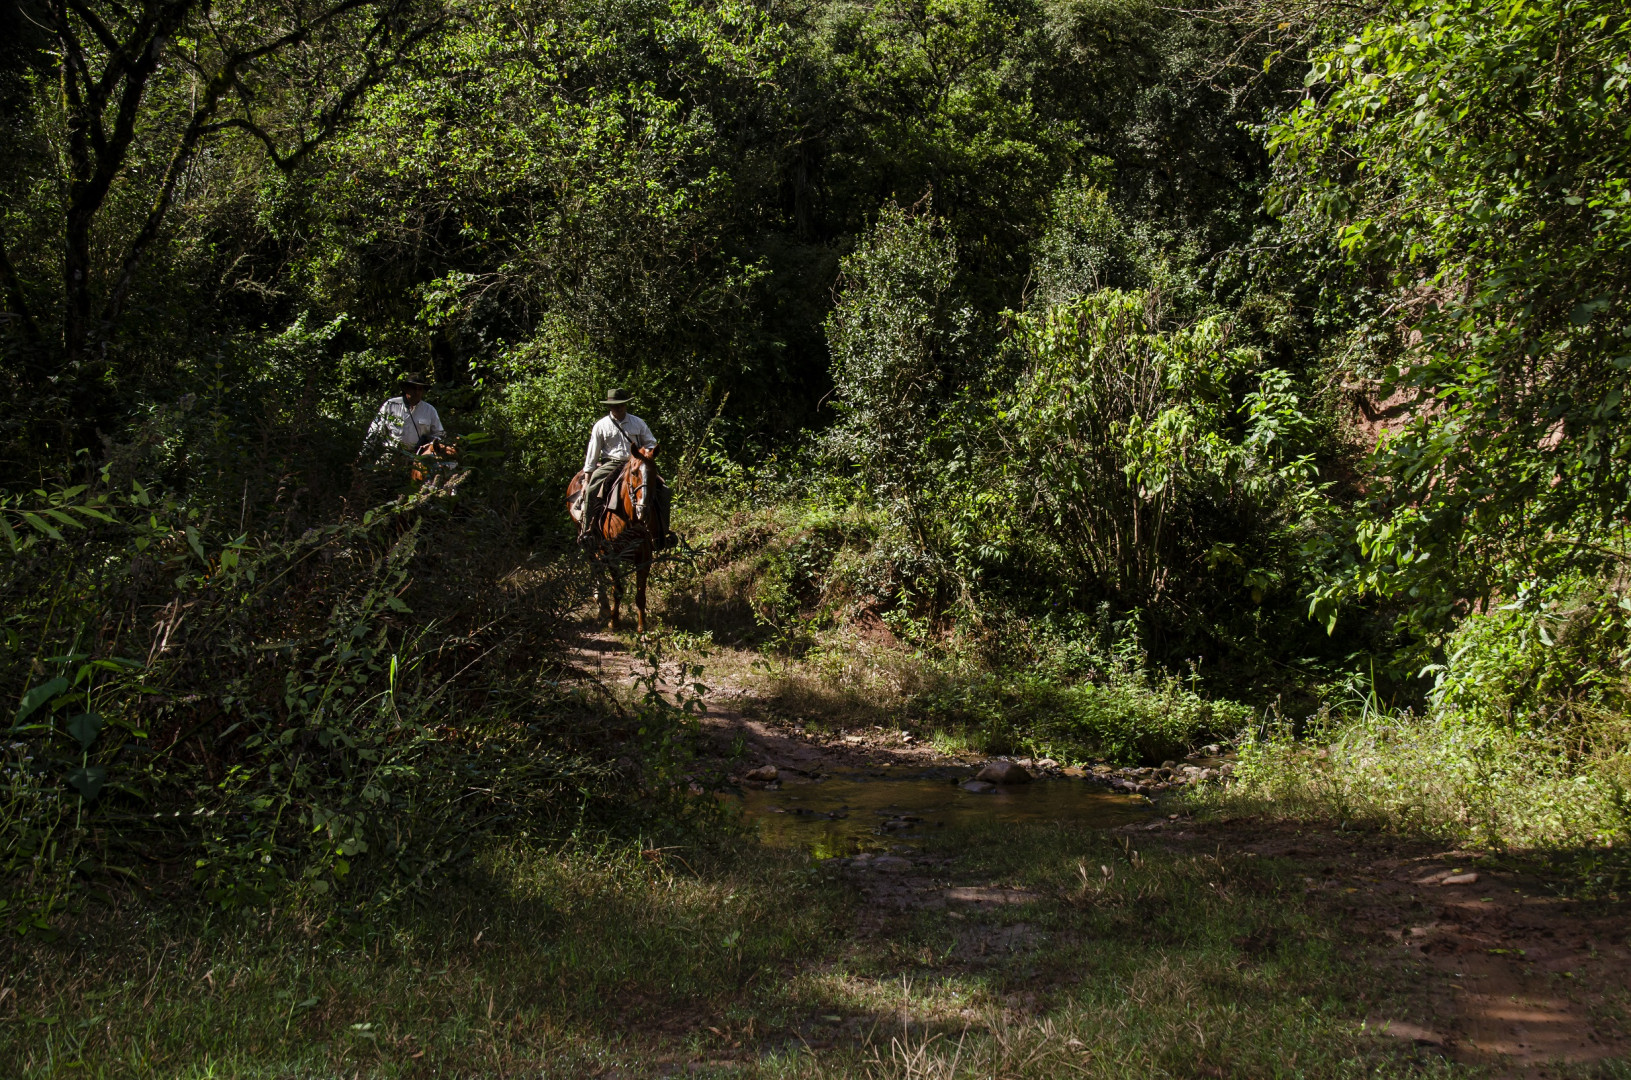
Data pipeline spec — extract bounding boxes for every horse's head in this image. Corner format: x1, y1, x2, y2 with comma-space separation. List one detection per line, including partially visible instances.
624, 451, 654, 521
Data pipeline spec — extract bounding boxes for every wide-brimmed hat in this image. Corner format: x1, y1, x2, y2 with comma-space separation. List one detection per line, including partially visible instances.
400, 371, 433, 388
601, 387, 634, 405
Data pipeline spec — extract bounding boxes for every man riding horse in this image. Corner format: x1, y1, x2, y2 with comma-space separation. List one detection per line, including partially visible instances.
571, 387, 664, 630
578, 387, 658, 543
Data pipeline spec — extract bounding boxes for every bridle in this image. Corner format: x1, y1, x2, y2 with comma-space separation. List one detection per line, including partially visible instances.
615, 451, 651, 525
607, 411, 653, 524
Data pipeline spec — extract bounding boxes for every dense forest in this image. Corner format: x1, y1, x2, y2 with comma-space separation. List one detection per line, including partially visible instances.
2, 0, 1630, 1071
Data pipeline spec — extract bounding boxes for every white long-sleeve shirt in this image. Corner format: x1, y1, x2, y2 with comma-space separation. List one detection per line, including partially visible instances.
583, 412, 656, 472
369, 397, 446, 452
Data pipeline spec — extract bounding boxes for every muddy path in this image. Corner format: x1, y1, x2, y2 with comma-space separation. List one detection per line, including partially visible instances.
564, 624, 1630, 1076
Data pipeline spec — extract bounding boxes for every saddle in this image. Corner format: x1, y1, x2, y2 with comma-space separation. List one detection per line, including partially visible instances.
576, 465, 676, 550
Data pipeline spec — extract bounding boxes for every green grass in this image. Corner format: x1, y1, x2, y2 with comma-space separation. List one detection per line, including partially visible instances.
1, 837, 845, 1077
2, 816, 1490, 1078
906, 669, 1253, 764
770, 820, 1460, 1080
1202, 708, 1631, 856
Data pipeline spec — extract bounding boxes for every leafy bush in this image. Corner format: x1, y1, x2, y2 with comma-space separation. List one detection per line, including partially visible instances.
911, 660, 1253, 765
824, 202, 973, 488
1428, 582, 1631, 731
0, 456, 710, 932
483, 317, 617, 490
999, 289, 1335, 650
1279, 0, 1631, 637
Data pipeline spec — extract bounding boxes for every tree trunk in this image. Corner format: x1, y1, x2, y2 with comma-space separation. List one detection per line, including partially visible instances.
63, 202, 96, 367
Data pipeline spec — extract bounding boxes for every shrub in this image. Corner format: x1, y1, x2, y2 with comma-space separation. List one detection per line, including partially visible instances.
0, 459, 705, 932
911, 659, 1252, 765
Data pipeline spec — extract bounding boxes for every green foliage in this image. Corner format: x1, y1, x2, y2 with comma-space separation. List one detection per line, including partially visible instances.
483, 318, 617, 488
1429, 583, 1631, 731
0, 0, 447, 443
1000, 289, 1334, 649
1032, 173, 1133, 304
913, 662, 1253, 764
824, 202, 972, 484
0, 452, 708, 931
1276, 0, 1631, 636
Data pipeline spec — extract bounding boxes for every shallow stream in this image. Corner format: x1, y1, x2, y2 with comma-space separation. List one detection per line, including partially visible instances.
733, 767, 1154, 858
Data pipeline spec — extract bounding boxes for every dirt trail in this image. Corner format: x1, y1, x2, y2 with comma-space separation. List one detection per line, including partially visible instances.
565, 624, 1630, 1076
564, 624, 956, 773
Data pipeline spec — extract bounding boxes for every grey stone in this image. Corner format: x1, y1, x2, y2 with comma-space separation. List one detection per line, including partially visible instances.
960, 780, 998, 794
975, 760, 1032, 785
743, 764, 779, 782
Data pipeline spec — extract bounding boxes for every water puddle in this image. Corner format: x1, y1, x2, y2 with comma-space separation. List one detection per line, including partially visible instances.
733, 767, 1154, 859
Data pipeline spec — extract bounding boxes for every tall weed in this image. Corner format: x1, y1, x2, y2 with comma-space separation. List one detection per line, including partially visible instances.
1, 458, 696, 932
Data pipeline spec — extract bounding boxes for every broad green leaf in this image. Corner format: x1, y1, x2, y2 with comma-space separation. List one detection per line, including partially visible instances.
67, 712, 104, 749
68, 765, 107, 801
20, 513, 63, 541
16, 677, 70, 724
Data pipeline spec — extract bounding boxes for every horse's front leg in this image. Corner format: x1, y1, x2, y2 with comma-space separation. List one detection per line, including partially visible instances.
635, 561, 649, 634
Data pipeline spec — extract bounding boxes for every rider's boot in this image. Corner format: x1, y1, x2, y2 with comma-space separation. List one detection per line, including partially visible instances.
578, 491, 601, 546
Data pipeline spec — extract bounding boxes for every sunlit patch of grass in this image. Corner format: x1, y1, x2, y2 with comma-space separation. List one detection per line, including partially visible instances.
776, 969, 994, 1034
1192, 709, 1631, 856
4, 816, 1489, 1078
925, 728, 985, 757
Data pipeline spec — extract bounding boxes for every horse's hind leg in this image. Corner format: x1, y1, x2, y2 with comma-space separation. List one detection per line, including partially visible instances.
595, 570, 612, 626
607, 569, 622, 632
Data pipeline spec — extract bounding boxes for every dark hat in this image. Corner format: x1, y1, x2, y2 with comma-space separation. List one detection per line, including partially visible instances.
400, 371, 432, 388
601, 387, 634, 405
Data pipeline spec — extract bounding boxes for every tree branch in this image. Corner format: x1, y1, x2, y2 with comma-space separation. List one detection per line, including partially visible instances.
97, 1, 447, 334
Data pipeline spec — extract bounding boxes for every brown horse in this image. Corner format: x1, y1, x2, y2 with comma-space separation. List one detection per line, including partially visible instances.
567, 449, 659, 631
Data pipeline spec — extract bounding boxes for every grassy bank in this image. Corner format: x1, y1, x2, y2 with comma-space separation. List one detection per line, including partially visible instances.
1208, 711, 1630, 851
2, 836, 842, 1077
3, 817, 1479, 1078
654, 496, 1255, 766
663, 495, 1631, 875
